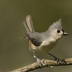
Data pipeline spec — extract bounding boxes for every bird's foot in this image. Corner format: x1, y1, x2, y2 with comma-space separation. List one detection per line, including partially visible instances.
37, 58, 42, 67
34, 55, 42, 67
48, 52, 67, 64
54, 57, 66, 64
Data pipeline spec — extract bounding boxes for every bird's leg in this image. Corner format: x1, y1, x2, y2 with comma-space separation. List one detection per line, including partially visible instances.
47, 52, 67, 64
33, 52, 42, 67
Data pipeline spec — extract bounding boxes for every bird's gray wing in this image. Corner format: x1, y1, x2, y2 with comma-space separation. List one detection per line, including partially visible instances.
26, 32, 42, 46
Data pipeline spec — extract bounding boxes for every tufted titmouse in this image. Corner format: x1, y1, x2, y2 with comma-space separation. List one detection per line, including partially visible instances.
20, 15, 68, 66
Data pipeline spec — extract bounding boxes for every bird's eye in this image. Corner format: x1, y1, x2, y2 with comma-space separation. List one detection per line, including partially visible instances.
57, 30, 60, 33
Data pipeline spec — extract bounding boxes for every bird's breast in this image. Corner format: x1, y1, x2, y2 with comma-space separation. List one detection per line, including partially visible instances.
39, 41, 57, 53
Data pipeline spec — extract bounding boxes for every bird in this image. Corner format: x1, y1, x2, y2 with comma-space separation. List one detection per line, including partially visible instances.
20, 15, 68, 66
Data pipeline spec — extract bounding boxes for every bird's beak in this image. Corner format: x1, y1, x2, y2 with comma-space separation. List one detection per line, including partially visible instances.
62, 32, 68, 35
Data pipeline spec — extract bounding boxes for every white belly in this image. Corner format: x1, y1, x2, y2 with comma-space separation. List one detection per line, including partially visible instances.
39, 41, 57, 53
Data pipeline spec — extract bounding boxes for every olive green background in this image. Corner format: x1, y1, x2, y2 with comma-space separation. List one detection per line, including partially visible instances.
0, 0, 72, 72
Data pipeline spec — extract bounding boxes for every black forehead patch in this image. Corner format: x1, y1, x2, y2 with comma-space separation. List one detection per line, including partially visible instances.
61, 29, 64, 32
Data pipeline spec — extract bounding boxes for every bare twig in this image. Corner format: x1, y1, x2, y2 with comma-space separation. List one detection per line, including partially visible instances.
10, 58, 72, 72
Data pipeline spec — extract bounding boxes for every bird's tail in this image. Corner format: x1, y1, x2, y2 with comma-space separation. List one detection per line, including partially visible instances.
20, 15, 34, 39
23, 15, 34, 33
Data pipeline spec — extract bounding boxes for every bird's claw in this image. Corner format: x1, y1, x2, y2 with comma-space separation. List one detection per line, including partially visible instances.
55, 58, 67, 64
37, 58, 43, 67
47, 52, 67, 64
33, 55, 43, 67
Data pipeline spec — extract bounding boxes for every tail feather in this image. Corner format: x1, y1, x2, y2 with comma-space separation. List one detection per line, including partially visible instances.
20, 15, 34, 39
26, 15, 34, 32
23, 21, 30, 33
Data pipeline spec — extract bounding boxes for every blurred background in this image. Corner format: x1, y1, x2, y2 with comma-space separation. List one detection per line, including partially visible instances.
0, 0, 72, 72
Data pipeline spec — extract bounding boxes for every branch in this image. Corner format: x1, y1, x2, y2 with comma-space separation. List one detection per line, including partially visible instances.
10, 58, 72, 72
